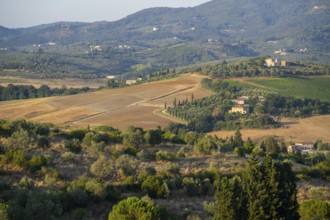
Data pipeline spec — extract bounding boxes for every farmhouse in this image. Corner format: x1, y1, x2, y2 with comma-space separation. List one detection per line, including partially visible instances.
232, 96, 249, 105
125, 78, 142, 85
229, 105, 250, 114
288, 143, 314, 153
265, 58, 287, 67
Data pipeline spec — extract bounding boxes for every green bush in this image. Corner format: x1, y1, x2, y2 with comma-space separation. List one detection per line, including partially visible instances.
141, 176, 170, 198
85, 179, 107, 200
90, 156, 114, 178
182, 177, 201, 197
155, 150, 174, 162
108, 197, 160, 220
36, 136, 50, 149
61, 152, 79, 162
70, 129, 87, 141
64, 139, 82, 153
28, 154, 48, 172
116, 155, 139, 177
2, 149, 28, 167
299, 200, 330, 220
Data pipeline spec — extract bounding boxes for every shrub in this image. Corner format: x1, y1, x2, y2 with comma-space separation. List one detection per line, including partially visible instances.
299, 200, 330, 220
176, 147, 187, 158
41, 167, 61, 185
108, 197, 160, 220
36, 136, 50, 149
116, 155, 139, 177
90, 156, 114, 178
164, 162, 180, 176
182, 177, 201, 197
6, 128, 30, 149
28, 154, 48, 172
85, 179, 107, 200
61, 152, 79, 162
137, 149, 155, 161
141, 176, 170, 198
155, 150, 174, 162
70, 129, 87, 141
64, 139, 82, 153
19, 175, 34, 189
2, 149, 28, 167
34, 124, 50, 136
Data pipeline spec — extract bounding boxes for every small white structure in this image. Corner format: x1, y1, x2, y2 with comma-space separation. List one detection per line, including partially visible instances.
288, 143, 314, 153
106, 75, 116, 79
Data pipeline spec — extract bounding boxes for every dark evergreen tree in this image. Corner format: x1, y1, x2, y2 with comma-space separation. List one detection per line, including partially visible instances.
214, 176, 247, 220
233, 129, 244, 148
243, 154, 299, 220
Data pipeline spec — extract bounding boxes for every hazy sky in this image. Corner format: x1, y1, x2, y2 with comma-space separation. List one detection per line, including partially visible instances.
0, 0, 211, 28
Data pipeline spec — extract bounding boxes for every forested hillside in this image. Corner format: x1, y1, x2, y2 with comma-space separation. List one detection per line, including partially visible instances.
0, 0, 329, 78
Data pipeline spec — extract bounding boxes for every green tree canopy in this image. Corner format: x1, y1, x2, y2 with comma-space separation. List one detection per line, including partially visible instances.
299, 200, 330, 220
108, 197, 160, 220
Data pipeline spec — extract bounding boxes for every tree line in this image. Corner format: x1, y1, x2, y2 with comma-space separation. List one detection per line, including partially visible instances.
0, 84, 93, 101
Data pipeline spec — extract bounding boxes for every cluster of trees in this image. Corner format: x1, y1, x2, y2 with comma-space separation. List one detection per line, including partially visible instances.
182, 57, 330, 78
167, 80, 279, 132
0, 84, 93, 101
166, 77, 329, 132
213, 155, 299, 219
261, 94, 329, 117
0, 119, 329, 219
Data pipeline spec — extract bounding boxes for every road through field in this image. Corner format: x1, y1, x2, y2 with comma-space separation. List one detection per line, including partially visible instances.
0, 74, 210, 130
68, 85, 195, 126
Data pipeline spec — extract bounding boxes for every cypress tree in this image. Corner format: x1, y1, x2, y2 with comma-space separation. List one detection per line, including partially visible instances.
243, 154, 299, 220
214, 176, 247, 220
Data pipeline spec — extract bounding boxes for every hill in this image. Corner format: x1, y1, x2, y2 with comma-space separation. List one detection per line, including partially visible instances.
0, 0, 329, 77
0, 74, 210, 129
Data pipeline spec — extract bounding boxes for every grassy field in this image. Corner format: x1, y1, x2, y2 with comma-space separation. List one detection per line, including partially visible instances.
0, 74, 210, 130
228, 76, 330, 102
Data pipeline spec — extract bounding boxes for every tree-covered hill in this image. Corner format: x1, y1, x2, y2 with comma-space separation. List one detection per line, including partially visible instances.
0, 0, 329, 76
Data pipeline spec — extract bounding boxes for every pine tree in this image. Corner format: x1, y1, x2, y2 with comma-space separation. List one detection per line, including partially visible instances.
243, 154, 299, 220
233, 129, 244, 148
214, 176, 247, 220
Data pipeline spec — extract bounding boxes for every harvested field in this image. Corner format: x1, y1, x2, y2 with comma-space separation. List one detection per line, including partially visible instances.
0, 76, 106, 88
210, 115, 330, 143
0, 74, 210, 129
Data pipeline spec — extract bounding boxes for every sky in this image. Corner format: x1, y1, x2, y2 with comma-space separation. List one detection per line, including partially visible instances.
0, 0, 211, 28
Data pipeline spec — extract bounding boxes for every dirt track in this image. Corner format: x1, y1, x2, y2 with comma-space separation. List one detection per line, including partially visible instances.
0, 74, 210, 130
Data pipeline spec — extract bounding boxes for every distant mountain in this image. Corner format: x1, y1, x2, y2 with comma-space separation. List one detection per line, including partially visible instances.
0, 0, 329, 76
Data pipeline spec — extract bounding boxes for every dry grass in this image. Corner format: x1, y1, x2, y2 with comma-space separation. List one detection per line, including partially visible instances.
0, 74, 210, 130
0, 76, 106, 88
210, 115, 330, 143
